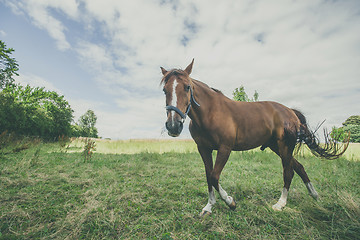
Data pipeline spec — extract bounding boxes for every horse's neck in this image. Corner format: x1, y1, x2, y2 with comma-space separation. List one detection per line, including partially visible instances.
189, 79, 224, 125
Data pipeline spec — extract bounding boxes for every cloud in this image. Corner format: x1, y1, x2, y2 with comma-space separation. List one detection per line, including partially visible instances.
0, 30, 6, 37
5, 0, 78, 50
5, 0, 360, 138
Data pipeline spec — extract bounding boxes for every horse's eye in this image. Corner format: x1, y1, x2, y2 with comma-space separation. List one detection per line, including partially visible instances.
163, 88, 166, 95
186, 85, 191, 92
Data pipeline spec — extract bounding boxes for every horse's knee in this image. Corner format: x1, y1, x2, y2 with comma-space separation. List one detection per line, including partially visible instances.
209, 174, 219, 190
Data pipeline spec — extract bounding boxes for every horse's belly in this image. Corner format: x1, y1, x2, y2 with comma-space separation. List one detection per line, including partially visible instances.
232, 142, 263, 151
233, 126, 272, 151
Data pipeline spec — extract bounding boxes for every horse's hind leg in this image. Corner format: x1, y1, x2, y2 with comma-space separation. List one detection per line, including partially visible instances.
271, 140, 295, 211
272, 158, 294, 211
293, 159, 318, 200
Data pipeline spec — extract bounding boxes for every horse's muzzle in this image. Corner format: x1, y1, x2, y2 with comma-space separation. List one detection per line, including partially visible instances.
165, 120, 183, 137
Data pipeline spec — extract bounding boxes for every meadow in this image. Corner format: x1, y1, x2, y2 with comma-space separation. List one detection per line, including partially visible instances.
0, 139, 359, 239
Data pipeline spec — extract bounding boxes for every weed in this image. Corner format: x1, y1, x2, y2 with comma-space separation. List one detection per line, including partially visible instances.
12, 143, 30, 152
82, 138, 96, 162
58, 135, 71, 153
30, 147, 41, 166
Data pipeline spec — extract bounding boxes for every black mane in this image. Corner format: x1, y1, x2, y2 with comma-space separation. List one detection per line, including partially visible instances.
211, 88, 223, 94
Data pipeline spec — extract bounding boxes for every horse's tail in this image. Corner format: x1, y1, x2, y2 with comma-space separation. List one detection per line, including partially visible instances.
292, 109, 350, 160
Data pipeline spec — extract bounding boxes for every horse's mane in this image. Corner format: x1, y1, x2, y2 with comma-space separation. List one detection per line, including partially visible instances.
211, 87, 223, 94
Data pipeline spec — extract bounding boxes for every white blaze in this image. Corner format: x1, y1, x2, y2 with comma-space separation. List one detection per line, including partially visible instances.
170, 79, 178, 124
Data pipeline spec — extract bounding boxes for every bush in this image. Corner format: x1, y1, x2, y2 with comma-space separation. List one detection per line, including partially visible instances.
0, 84, 73, 140
344, 125, 360, 143
331, 115, 360, 143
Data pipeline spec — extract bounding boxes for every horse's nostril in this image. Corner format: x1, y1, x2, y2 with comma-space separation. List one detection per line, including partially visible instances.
178, 120, 183, 127
165, 119, 183, 137
165, 121, 172, 131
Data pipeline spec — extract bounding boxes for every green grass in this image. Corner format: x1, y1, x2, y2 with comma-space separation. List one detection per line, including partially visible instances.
0, 140, 359, 239
69, 138, 198, 154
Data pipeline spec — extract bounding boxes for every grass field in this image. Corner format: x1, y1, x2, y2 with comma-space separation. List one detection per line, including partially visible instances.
0, 139, 359, 239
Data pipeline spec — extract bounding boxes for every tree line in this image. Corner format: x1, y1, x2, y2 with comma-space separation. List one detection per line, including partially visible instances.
1, 40, 98, 140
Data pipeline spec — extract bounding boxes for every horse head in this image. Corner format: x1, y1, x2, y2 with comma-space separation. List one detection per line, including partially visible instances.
160, 59, 198, 137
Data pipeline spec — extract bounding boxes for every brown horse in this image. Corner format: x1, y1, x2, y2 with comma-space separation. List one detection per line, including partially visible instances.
160, 59, 349, 216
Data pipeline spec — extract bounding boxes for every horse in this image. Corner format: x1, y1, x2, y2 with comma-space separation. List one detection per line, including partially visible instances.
160, 59, 349, 217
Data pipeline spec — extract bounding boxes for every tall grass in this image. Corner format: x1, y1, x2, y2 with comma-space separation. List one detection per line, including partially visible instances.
68, 138, 198, 154
0, 140, 359, 239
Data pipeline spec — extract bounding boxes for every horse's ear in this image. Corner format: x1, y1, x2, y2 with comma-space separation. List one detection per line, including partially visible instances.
160, 67, 168, 75
184, 58, 194, 75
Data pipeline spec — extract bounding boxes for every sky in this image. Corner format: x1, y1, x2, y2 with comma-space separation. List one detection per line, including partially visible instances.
1, 0, 359, 139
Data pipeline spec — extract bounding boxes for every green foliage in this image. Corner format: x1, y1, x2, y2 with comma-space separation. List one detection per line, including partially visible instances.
1, 42, 76, 140
0, 84, 73, 139
343, 115, 360, 126
332, 115, 360, 143
344, 124, 360, 143
70, 124, 82, 137
232, 85, 259, 102
330, 127, 348, 142
72, 109, 98, 138
0, 40, 19, 89
79, 109, 98, 138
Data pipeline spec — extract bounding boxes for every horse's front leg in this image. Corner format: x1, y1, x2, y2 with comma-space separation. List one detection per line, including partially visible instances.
212, 146, 236, 210
197, 146, 215, 217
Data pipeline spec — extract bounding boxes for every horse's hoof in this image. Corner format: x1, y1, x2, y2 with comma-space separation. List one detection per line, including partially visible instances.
229, 199, 236, 211
199, 210, 211, 218
272, 203, 283, 211
310, 192, 319, 201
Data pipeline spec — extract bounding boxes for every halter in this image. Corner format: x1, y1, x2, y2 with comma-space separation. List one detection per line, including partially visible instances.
166, 86, 200, 122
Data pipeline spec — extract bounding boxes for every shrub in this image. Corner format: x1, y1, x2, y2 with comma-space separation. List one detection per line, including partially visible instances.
0, 84, 73, 139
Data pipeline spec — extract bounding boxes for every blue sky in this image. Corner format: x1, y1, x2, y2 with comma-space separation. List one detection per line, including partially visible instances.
1, 0, 359, 139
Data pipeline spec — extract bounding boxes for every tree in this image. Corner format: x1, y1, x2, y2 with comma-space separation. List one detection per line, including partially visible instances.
342, 115, 360, 126
233, 85, 259, 102
0, 40, 19, 89
331, 115, 360, 143
73, 110, 98, 138
0, 43, 74, 140
0, 84, 74, 139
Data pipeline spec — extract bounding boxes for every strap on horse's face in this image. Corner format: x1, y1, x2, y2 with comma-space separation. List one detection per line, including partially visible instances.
165, 86, 200, 122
